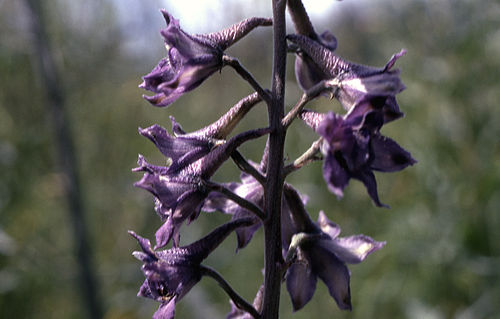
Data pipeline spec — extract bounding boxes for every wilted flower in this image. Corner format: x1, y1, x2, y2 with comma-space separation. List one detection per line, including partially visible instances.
130, 218, 253, 319
283, 186, 385, 311
140, 10, 272, 107
300, 107, 416, 207
289, 34, 406, 122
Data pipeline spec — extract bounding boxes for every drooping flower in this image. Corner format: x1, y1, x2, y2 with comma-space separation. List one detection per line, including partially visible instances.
140, 10, 272, 107
134, 124, 268, 248
130, 218, 253, 319
300, 107, 416, 207
283, 186, 385, 311
289, 34, 406, 123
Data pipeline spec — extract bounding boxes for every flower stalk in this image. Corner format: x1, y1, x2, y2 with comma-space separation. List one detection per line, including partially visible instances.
132, 1, 414, 318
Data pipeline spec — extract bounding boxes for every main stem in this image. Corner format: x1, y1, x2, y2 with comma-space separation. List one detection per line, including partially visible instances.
262, 1, 287, 318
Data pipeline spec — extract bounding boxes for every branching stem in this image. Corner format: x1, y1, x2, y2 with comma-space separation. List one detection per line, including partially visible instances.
283, 137, 323, 176
223, 55, 272, 103
282, 80, 331, 129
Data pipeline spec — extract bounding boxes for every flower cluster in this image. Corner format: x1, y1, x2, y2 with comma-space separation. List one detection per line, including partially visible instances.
131, 3, 415, 319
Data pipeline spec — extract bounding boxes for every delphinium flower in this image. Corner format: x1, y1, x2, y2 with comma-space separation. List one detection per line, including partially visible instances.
283, 185, 385, 311
129, 218, 253, 319
300, 105, 416, 207
140, 10, 272, 107
288, 34, 406, 124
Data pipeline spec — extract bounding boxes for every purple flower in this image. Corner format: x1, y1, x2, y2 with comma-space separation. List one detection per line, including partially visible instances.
300, 108, 416, 207
130, 218, 253, 319
134, 124, 268, 248
140, 10, 272, 107
283, 187, 384, 311
289, 34, 406, 123
139, 93, 261, 174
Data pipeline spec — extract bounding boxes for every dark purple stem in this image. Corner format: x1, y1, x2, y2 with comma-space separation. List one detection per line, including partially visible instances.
261, 1, 287, 318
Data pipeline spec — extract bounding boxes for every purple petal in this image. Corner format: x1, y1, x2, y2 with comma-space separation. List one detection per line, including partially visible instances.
129, 231, 157, 260
137, 279, 154, 299
308, 246, 352, 310
153, 298, 176, 319
354, 169, 389, 208
383, 49, 406, 72
322, 152, 350, 198
317, 211, 341, 239
155, 217, 175, 250
322, 236, 385, 264
286, 257, 318, 311
370, 134, 416, 172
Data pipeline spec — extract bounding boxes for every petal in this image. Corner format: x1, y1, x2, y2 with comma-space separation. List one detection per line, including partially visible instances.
322, 236, 386, 264
353, 169, 389, 208
155, 217, 175, 250
233, 216, 261, 251
370, 134, 417, 172
383, 49, 406, 72
129, 231, 157, 260
317, 211, 341, 239
322, 152, 350, 198
308, 246, 352, 310
137, 279, 154, 299
286, 254, 318, 311
153, 298, 176, 319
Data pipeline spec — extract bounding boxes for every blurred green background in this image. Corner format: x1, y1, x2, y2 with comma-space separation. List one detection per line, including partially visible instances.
1, 0, 499, 318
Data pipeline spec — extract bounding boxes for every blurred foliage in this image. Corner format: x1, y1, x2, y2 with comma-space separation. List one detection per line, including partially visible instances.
1, 0, 499, 318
